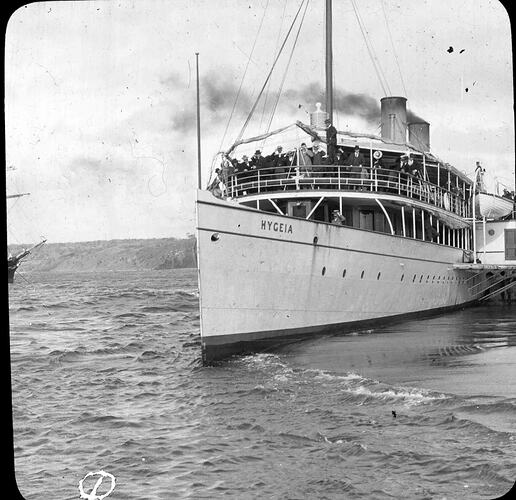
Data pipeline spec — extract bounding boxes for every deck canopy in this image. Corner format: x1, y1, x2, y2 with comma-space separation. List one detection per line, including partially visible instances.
224, 121, 473, 188
226, 121, 322, 158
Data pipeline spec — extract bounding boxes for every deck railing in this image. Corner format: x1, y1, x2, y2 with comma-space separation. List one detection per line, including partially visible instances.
223, 164, 470, 218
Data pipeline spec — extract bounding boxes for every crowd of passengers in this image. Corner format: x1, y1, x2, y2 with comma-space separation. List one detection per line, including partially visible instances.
222, 144, 410, 175
212, 142, 468, 199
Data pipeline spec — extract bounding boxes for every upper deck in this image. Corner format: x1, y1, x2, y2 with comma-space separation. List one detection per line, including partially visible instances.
216, 118, 474, 225
224, 163, 471, 220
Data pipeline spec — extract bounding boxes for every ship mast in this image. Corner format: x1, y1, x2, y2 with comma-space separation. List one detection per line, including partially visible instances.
325, 0, 333, 123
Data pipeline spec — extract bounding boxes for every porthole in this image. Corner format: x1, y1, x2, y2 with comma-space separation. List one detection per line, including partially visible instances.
488, 229, 495, 236
211, 233, 220, 242
322, 266, 326, 276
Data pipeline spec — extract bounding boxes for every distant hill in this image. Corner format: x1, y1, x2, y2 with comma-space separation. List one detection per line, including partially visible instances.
7, 236, 197, 273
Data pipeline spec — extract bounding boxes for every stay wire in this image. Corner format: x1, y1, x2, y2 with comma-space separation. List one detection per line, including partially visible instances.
381, 0, 408, 98
350, 0, 391, 97
233, 0, 308, 148
218, 0, 271, 154
352, 0, 390, 95
266, 0, 310, 135
259, 0, 288, 133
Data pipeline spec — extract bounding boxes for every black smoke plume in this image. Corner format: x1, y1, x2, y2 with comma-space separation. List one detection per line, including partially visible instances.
406, 109, 427, 123
165, 71, 425, 133
167, 71, 253, 134
284, 82, 381, 123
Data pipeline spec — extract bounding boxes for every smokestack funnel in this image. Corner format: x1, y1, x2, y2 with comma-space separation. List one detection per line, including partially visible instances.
408, 121, 430, 152
380, 96, 407, 145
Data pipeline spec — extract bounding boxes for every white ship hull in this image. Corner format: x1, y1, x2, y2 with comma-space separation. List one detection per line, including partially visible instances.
196, 190, 487, 362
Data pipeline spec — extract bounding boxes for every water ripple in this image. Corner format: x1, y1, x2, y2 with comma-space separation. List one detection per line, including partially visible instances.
8, 270, 516, 500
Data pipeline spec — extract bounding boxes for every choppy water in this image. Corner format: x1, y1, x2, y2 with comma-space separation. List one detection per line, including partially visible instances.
8, 269, 516, 499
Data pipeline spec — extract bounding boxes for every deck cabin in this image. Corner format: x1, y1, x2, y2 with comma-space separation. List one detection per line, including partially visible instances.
214, 120, 476, 259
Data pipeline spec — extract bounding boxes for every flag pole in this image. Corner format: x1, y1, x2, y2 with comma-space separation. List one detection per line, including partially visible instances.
195, 52, 202, 189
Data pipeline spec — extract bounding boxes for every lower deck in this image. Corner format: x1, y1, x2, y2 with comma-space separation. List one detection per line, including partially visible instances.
237, 190, 472, 257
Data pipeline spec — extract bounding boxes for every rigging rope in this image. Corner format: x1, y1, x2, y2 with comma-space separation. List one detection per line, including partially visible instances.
350, 0, 391, 97
265, 0, 310, 136
259, 0, 288, 132
232, 0, 308, 148
218, 0, 271, 153
381, 0, 408, 98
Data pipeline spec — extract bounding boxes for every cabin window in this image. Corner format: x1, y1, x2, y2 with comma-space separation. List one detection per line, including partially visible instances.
505, 229, 516, 260
292, 204, 308, 218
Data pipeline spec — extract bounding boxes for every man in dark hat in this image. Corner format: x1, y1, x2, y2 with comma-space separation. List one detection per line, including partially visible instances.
267, 145, 289, 175
386, 153, 404, 191
345, 145, 366, 184
325, 118, 337, 165
335, 147, 346, 165
251, 149, 267, 170
237, 154, 251, 172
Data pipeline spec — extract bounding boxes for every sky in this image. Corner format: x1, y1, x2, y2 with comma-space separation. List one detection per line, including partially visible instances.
5, 0, 514, 244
